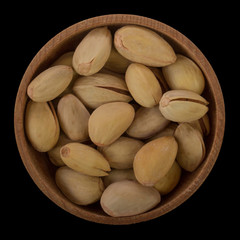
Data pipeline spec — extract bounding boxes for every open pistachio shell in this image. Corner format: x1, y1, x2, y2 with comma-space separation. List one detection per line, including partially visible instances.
73, 73, 132, 109
174, 123, 206, 172
25, 101, 60, 152
159, 89, 209, 122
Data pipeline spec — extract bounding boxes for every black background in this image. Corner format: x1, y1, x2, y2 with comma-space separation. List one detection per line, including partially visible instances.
5, 1, 236, 237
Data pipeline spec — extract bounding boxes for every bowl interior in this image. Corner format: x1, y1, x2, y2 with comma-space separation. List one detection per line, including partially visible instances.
14, 14, 225, 225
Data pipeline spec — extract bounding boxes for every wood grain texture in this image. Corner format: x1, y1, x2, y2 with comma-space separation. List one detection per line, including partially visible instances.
14, 14, 225, 225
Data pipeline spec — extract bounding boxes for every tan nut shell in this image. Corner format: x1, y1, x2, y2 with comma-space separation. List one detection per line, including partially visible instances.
57, 94, 90, 141
72, 27, 112, 76
60, 142, 110, 177
56, 166, 104, 205
114, 25, 176, 67
162, 54, 205, 94
100, 180, 160, 217
73, 73, 132, 109
88, 102, 135, 147
126, 105, 170, 139
174, 123, 206, 172
27, 65, 73, 102
104, 46, 131, 73
25, 101, 60, 152
103, 169, 136, 187
159, 89, 209, 122
154, 161, 182, 195
133, 136, 178, 186
126, 63, 162, 107
98, 136, 144, 169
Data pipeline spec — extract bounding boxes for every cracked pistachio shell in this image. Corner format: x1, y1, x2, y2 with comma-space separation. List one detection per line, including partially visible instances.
72, 27, 112, 76
133, 136, 178, 186
60, 142, 110, 177
98, 136, 144, 169
114, 25, 176, 67
25, 101, 60, 152
126, 63, 162, 107
100, 180, 160, 217
189, 113, 210, 136
159, 90, 209, 122
57, 94, 90, 141
103, 169, 136, 187
104, 46, 131, 73
162, 54, 205, 94
88, 102, 135, 147
73, 73, 132, 109
154, 161, 182, 195
56, 166, 104, 205
27, 65, 73, 102
126, 105, 170, 139
174, 123, 206, 172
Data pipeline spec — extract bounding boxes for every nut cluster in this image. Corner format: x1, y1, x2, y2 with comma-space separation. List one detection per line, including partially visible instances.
25, 25, 210, 217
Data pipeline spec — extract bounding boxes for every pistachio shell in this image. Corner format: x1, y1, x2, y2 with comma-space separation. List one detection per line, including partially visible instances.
189, 113, 210, 136
98, 136, 144, 169
159, 89, 209, 122
134, 136, 178, 186
72, 27, 112, 76
174, 123, 206, 172
126, 105, 170, 139
103, 169, 136, 187
88, 102, 135, 146
60, 142, 110, 177
114, 25, 176, 67
125, 63, 162, 107
148, 122, 178, 141
104, 46, 131, 73
57, 94, 90, 141
73, 73, 132, 109
56, 166, 104, 205
162, 54, 205, 94
27, 65, 73, 102
25, 101, 60, 152
100, 180, 160, 217
154, 161, 182, 195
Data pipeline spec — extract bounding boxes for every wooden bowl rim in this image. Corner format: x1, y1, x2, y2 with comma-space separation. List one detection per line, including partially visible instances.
14, 14, 225, 225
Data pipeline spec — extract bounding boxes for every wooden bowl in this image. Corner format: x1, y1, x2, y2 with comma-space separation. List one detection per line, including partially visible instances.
14, 14, 225, 225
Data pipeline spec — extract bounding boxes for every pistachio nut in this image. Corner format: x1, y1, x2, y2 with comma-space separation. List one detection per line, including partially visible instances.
103, 169, 136, 187
159, 89, 209, 122
51, 51, 79, 96
125, 63, 162, 107
162, 54, 205, 94
60, 142, 110, 176
25, 100, 60, 152
189, 113, 210, 136
73, 73, 132, 109
104, 46, 131, 73
174, 123, 206, 172
88, 102, 135, 146
56, 166, 104, 205
47, 133, 74, 167
148, 122, 178, 141
57, 94, 90, 141
126, 105, 170, 139
100, 180, 160, 217
27, 65, 73, 102
72, 27, 112, 76
114, 25, 176, 67
154, 161, 182, 195
133, 136, 178, 186
98, 136, 144, 169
